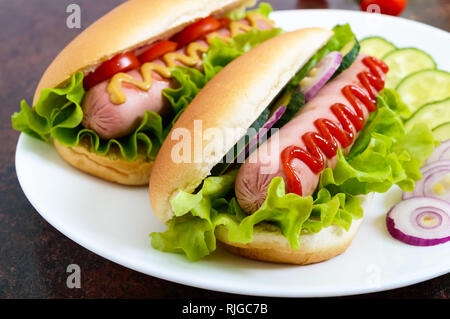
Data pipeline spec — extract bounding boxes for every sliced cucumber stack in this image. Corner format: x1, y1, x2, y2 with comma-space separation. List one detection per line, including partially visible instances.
397, 70, 450, 114
360, 36, 396, 59
383, 48, 436, 89
405, 98, 450, 131
433, 122, 450, 142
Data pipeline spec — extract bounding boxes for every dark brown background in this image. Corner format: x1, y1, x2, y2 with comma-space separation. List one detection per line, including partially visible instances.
0, 0, 448, 299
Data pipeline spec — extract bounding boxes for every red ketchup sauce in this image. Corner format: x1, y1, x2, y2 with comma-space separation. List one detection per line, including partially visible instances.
281, 56, 389, 196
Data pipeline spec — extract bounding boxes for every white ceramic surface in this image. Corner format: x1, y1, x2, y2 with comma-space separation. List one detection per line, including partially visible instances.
15, 10, 450, 297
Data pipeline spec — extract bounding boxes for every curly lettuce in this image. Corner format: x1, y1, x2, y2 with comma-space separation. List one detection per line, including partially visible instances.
226, 2, 273, 21
150, 88, 436, 261
151, 171, 362, 261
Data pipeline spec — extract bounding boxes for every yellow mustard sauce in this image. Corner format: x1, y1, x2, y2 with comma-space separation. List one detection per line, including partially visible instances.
107, 13, 274, 104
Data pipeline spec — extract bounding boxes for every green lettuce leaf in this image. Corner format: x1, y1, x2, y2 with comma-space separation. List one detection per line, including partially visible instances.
378, 87, 411, 119
151, 171, 237, 261
226, 2, 273, 21
151, 172, 363, 261
12, 72, 85, 143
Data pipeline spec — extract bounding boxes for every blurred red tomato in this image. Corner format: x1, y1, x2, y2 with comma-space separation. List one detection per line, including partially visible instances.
360, 0, 407, 16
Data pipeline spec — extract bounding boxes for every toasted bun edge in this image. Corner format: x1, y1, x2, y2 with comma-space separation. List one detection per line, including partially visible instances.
54, 139, 153, 186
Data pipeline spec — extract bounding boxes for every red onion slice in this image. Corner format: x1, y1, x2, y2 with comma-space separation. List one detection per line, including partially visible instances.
426, 140, 450, 164
403, 160, 450, 200
235, 106, 286, 163
386, 197, 450, 246
422, 170, 450, 201
440, 147, 450, 161
246, 106, 286, 155
300, 51, 343, 101
421, 160, 450, 176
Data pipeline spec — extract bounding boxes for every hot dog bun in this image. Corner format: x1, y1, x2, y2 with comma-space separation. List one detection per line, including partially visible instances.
35, 0, 255, 186
150, 28, 333, 221
149, 28, 374, 265
216, 194, 372, 265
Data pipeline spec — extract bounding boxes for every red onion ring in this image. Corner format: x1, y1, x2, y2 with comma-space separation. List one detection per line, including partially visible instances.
300, 51, 343, 102
422, 170, 450, 201
439, 147, 450, 161
403, 160, 450, 200
426, 140, 450, 164
233, 106, 286, 164
386, 197, 450, 246
415, 209, 443, 230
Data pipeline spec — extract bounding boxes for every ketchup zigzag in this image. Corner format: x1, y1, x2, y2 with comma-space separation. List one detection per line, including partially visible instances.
281, 56, 389, 196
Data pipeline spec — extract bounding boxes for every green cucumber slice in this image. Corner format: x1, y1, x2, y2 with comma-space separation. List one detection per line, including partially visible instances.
405, 98, 450, 131
341, 38, 357, 56
397, 70, 450, 114
332, 40, 360, 80
432, 122, 450, 142
383, 48, 436, 89
360, 36, 396, 59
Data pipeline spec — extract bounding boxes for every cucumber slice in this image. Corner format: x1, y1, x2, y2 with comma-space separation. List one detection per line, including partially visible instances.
332, 40, 360, 80
405, 98, 450, 131
397, 70, 450, 114
360, 36, 396, 60
383, 48, 436, 89
433, 122, 450, 142
341, 38, 357, 56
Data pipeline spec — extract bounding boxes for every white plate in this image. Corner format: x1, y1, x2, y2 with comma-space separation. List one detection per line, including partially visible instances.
16, 10, 450, 297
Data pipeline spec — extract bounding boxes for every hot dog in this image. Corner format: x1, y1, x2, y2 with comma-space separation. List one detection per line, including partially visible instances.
81, 69, 174, 140
12, 0, 279, 185
148, 25, 434, 264
82, 18, 273, 140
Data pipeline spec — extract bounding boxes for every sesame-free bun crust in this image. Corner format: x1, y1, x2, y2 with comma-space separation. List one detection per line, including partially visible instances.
149, 28, 333, 223
217, 194, 373, 265
33, 0, 256, 104
54, 139, 153, 186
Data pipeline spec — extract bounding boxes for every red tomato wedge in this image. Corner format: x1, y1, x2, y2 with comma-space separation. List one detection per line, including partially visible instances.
138, 40, 178, 64
218, 17, 232, 28
171, 16, 222, 48
83, 52, 140, 90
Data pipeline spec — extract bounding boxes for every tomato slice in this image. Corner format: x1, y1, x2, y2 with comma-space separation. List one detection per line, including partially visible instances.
171, 16, 222, 48
218, 17, 232, 28
138, 40, 178, 64
83, 52, 140, 90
